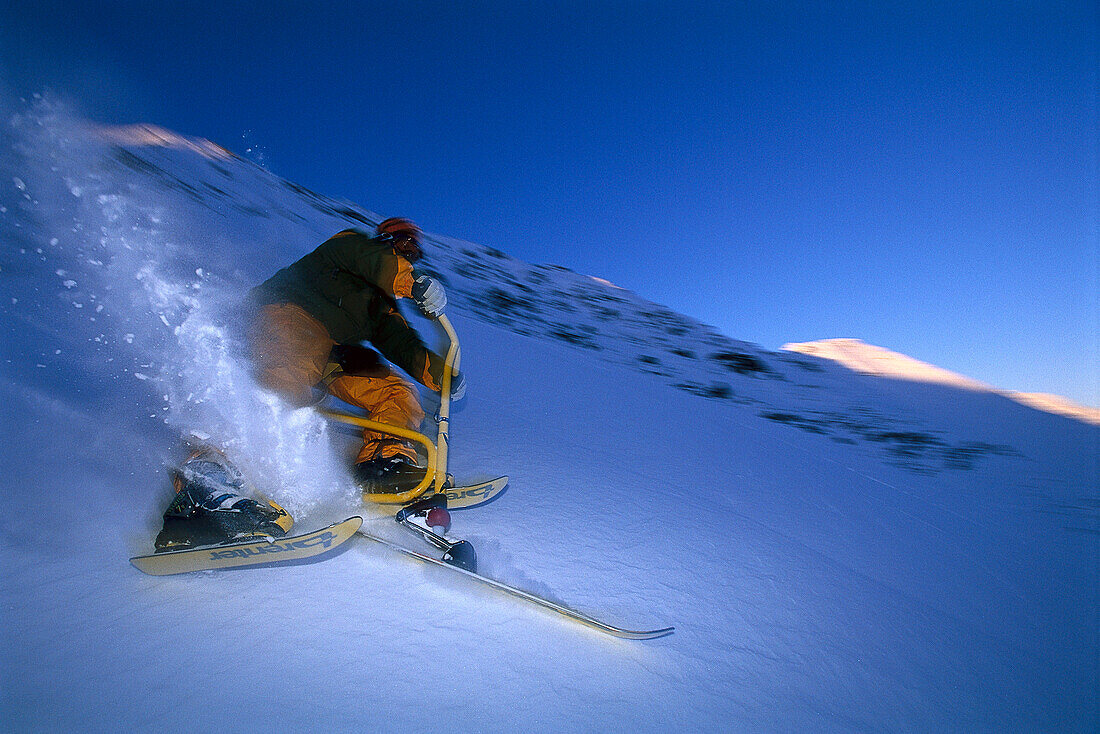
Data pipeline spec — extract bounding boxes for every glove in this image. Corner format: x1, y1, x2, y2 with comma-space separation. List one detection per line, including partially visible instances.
411, 274, 447, 318
448, 371, 467, 401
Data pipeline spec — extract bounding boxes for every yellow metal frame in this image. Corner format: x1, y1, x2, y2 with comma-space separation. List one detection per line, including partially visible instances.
320, 313, 461, 505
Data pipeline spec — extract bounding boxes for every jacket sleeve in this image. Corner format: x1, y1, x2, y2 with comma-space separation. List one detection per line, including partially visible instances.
327, 230, 416, 300
371, 304, 447, 391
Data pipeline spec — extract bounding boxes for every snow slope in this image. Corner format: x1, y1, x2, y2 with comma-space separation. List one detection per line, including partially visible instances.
2, 100, 1097, 732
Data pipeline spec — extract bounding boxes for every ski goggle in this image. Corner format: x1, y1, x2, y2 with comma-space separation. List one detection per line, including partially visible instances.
379, 231, 422, 262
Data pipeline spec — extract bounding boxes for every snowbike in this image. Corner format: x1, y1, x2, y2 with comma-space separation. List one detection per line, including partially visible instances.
132, 311, 672, 640
322, 312, 670, 638
320, 312, 508, 509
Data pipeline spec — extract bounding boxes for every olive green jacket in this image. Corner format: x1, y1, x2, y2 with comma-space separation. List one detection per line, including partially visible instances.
251, 229, 445, 390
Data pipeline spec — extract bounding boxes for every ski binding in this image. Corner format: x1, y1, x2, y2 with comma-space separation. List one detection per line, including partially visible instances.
395, 493, 477, 571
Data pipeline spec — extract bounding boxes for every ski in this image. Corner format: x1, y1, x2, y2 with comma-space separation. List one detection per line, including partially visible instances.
357, 529, 674, 640
444, 475, 508, 509
131, 516, 363, 576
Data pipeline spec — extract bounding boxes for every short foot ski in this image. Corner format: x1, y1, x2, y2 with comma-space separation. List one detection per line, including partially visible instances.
444, 475, 508, 509
131, 517, 363, 575
357, 529, 674, 640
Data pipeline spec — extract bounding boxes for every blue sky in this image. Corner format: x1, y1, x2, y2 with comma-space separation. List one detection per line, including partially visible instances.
3, 1, 1097, 406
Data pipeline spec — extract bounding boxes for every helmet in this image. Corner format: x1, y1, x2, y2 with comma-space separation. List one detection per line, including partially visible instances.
376, 217, 423, 262
376, 217, 421, 239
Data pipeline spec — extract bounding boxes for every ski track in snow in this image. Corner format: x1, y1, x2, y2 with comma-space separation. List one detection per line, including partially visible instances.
1, 98, 1097, 732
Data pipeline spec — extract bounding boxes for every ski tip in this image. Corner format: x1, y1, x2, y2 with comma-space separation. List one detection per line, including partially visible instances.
623, 626, 675, 640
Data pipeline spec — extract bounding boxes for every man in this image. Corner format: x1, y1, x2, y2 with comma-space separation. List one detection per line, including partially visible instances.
248, 217, 464, 493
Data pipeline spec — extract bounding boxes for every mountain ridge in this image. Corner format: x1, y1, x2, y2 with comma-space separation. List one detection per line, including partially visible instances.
784, 338, 1100, 425
72, 119, 1096, 428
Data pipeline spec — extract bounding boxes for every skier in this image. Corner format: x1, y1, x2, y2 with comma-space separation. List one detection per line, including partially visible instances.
248, 217, 465, 493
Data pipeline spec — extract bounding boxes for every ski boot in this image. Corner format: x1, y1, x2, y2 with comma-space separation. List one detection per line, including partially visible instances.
154, 448, 292, 552
353, 454, 429, 495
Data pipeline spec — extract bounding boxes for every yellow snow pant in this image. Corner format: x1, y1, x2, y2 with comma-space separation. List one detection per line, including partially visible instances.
250, 303, 424, 465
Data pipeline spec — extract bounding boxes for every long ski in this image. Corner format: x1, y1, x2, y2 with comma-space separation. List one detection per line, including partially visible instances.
357, 529, 674, 640
131, 516, 363, 575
